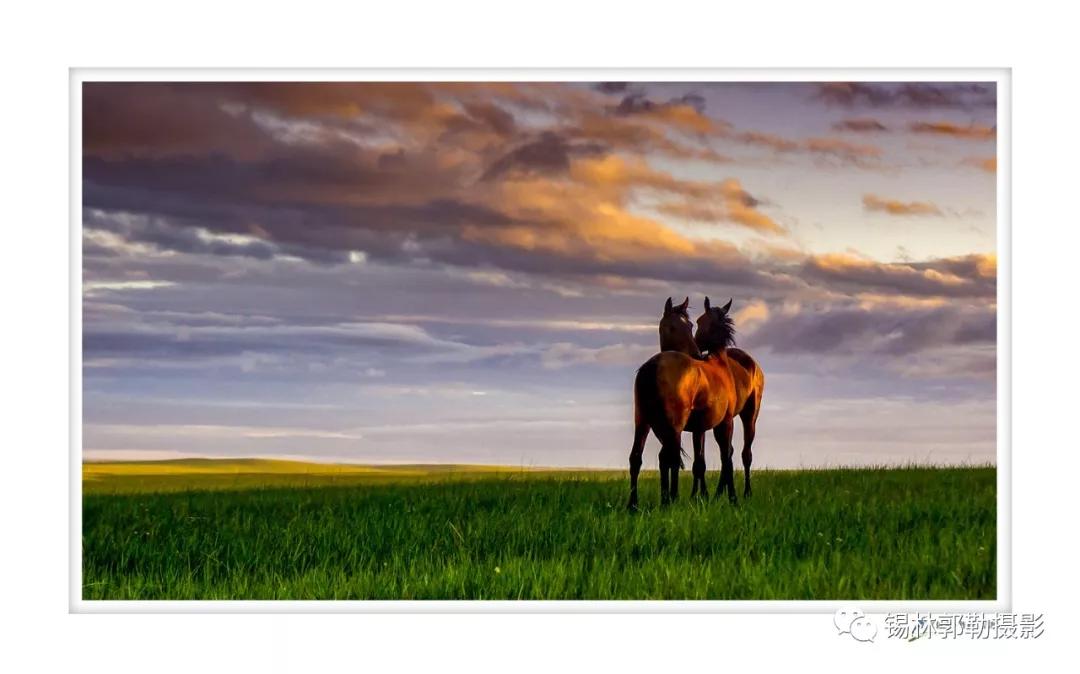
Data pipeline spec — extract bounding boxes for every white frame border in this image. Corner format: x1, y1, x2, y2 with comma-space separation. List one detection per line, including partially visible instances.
70, 67, 1010, 614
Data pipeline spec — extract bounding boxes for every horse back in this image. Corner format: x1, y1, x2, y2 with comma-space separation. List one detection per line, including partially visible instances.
724, 347, 764, 410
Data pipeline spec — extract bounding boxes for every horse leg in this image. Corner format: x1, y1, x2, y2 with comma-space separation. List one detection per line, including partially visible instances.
713, 418, 737, 505
659, 448, 671, 505
656, 427, 681, 506
690, 430, 707, 498
627, 423, 649, 511
669, 439, 681, 502
726, 441, 738, 505
739, 400, 757, 499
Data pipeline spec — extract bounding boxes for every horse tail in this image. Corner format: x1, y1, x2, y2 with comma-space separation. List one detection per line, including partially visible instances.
634, 354, 689, 468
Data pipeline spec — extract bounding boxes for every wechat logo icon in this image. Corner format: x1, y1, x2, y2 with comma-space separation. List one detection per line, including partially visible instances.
834, 607, 877, 643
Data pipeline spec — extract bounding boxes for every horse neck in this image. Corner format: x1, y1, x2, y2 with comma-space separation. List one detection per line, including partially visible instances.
659, 328, 701, 358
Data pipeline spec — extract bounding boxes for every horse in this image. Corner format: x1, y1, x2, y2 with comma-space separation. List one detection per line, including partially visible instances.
658, 296, 710, 486
693, 297, 765, 501
628, 297, 765, 509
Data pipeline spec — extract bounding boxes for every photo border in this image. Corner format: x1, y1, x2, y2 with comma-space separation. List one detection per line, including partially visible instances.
70, 66, 1010, 614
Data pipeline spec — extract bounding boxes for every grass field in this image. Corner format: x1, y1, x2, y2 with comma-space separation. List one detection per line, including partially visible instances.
82, 460, 996, 601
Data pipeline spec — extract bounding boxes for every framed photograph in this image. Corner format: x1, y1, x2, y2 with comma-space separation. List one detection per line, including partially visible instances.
74, 71, 1005, 611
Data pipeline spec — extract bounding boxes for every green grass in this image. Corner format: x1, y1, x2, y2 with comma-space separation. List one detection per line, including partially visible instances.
82, 460, 996, 600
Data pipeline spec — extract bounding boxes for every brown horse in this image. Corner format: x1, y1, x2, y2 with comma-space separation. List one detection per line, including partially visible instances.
658, 297, 710, 486
694, 297, 765, 501
629, 297, 764, 509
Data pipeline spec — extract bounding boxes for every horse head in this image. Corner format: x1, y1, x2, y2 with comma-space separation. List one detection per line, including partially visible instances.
695, 296, 736, 354
659, 296, 701, 358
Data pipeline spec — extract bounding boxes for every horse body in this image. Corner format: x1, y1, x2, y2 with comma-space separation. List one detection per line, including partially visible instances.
629, 297, 764, 509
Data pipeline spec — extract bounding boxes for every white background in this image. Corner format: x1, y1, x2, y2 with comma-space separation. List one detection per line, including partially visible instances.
2, 0, 1078, 670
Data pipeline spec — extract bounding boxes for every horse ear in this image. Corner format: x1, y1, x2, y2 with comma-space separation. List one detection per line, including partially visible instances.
720, 298, 733, 314
704, 296, 711, 311
677, 297, 689, 312
664, 297, 673, 314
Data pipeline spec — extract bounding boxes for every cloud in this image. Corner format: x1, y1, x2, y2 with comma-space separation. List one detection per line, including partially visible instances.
963, 156, 997, 173
655, 178, 784, 234
732, 299, 770, 331
84, 279, 177, 294
731, 130, 883, 166
803, 137, 883, 162
862, 194, 943, 216
910, 121, 996, 140
540, 342, 655, 369
743, 301, 995, 361
801, 253, 995, 298
814, 82, 995, 110
82, 81, 993, 328
831, 118, 889, 132
79, 81, 998, 469
593, 82, 631, 95
480, 132, 605, 181
82, 318, 504, 365
609, 92, 718, 134
83, 82, 768, 284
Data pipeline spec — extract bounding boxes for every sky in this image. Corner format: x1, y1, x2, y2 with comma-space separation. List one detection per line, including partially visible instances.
81, 81, 997, 468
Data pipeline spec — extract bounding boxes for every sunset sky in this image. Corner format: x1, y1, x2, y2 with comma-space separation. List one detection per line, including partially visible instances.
81, 81, 997, 468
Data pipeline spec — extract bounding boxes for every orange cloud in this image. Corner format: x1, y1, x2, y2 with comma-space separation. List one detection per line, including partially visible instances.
964, 156, 997, 173
805, 137, 882, 159
910, 121, 996, 140
863, 194, 943, 216
84, 82, 993, 303
564, 157, 782, 235
803, 252, 996, 298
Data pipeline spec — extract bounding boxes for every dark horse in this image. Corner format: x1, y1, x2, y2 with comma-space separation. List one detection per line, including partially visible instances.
629, 297, 765, 509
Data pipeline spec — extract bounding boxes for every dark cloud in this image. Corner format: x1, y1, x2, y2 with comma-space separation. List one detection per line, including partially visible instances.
745, 302, 995, 359
814, 82, 996, 109
83, 321, 465, 361
480, 132, 605, 181
593, 82, 631, 95
83, 209, 351, 264
81, 82, 994, 317
82, 83, 275, 158
613, 92, 707, 116
461, 101, 517, 137
832, 118, 889, 132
